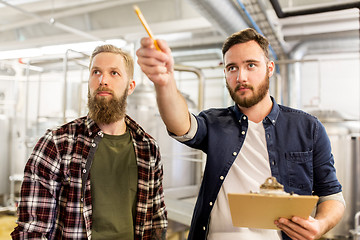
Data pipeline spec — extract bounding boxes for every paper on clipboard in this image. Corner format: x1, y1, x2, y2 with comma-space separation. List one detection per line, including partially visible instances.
228, 193, 319, 229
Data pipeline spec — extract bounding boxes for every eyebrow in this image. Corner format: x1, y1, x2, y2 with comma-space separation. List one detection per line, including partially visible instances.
225, 62, 236, 69
244, 59, 260, 64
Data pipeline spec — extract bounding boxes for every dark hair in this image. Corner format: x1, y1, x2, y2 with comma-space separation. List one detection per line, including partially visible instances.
89, 44, 134, 79
222, 28, 270, 60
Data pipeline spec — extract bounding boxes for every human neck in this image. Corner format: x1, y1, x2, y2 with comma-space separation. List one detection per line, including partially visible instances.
97, 118, 127, 135
238, 94, 273, 123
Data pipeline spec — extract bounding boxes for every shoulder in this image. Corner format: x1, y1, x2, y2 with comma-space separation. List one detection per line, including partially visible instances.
196, 107, 238, 129
278, 105, 319, 123
199, 107, 235, 120
46, 116, 90, 144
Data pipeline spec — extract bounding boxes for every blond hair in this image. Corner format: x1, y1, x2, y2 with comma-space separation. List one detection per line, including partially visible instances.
89, 44, 134, 79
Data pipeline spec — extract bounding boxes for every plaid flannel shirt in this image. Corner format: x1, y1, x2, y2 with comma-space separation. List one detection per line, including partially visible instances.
11, 115, 167, 239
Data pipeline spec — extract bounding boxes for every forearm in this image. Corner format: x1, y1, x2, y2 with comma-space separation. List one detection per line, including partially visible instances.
275, 199, 345, 239
155, 80, 190, 136
315, 200, 345, 236
136, 37, 191, 136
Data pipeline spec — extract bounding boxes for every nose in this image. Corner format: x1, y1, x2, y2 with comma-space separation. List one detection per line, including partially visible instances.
236, 69, 247, 83
99, 74, 107, 85
236, 70, 240, 82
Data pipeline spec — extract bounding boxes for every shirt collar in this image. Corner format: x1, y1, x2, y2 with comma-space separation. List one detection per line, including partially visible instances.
85, 115, 101, 137
231, 96, 280, 126
265, 96, 280, 125
85, 114, 148, 140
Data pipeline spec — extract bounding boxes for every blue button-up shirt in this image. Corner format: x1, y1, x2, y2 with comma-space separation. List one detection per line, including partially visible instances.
180, 98, 342, 240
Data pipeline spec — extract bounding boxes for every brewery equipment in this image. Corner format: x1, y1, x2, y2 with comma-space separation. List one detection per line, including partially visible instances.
310, 110, 360, 239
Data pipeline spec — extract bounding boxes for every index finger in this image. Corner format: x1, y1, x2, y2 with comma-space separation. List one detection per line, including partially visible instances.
140, 37, 156, 48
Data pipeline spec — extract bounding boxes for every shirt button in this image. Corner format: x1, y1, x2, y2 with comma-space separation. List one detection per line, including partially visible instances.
83, 169, 87, 173
203, 226, 206, 231
272, 161, 275, 165
241, 131, 245, 135
272, 120, 275, 123
243, 116, 247, 120
233, 152, 237, 156
220, 176, 224, 180
92, 143, 96, 147
80, 198, 84, 202
209, 202, 213, 206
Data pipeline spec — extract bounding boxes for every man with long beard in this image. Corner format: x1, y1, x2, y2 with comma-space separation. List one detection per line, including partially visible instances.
136, 28, 345, 240
12, 45, 167, 240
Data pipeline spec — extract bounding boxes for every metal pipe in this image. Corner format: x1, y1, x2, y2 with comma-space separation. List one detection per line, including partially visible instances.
63, 51, 69, 124
270, 0, 360, 18
0, 0, 103, 42
62, 49, 89, 123
36, 72, 42, 135
24, 62, 31, 145
235, 0, 278, 61
174, 64, 205, 111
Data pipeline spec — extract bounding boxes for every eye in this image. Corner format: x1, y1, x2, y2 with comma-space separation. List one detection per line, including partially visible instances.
248, 63, 256, 68
93, 70, 100, 75
227, 66, 238, 72
111, 71, 119, 76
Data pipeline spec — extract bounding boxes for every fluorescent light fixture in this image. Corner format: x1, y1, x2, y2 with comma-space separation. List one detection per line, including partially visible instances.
0, 39, 127, 60
0, 0, 41, 8
157, 32, 192, 42
0, 48, 41, 60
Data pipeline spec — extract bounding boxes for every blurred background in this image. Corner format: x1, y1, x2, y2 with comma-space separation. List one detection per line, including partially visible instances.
0, 0, 359, 239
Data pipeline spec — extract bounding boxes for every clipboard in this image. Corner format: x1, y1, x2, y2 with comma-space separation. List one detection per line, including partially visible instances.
228, 192, 319, 229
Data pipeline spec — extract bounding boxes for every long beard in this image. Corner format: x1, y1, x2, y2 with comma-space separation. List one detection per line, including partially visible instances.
88, 86, 128, 124
226, 74, 269, 108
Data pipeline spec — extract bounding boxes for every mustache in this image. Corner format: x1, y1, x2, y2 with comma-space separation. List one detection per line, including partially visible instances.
94, 86, 114, 95
234, 84, 253, 92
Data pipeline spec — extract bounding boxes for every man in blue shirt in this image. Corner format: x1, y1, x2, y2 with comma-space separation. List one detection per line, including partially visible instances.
136, 28, 345, 240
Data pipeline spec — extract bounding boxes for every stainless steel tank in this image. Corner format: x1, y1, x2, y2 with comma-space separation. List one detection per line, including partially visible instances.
310, 110, 360, 239
0, 114, 10, 197
127, 83, 202, 189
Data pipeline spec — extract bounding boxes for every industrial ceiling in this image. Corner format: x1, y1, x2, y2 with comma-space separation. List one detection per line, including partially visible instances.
0, 0, 359, 62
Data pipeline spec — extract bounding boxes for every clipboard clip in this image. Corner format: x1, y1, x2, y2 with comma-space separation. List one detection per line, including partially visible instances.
259, 177, 292, 195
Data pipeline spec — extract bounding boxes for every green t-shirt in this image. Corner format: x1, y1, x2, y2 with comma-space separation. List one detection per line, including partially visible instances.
91, 130, 138, 240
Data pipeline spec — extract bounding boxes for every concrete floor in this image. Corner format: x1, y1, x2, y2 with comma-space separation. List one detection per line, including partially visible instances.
0, 214, 17, 240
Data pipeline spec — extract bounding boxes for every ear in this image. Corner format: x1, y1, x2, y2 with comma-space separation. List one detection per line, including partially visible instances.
127, 79, 136, 95
267, 61, 275, 78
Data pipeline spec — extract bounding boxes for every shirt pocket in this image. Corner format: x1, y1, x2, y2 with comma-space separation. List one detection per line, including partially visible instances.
285, 150, 313, 194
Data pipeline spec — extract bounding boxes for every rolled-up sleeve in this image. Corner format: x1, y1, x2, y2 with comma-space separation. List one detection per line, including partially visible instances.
169, 113, 198, 142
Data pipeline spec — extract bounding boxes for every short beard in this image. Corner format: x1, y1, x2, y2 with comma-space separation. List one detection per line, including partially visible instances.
88, 86, 128, 124
226, 73, 269, 108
